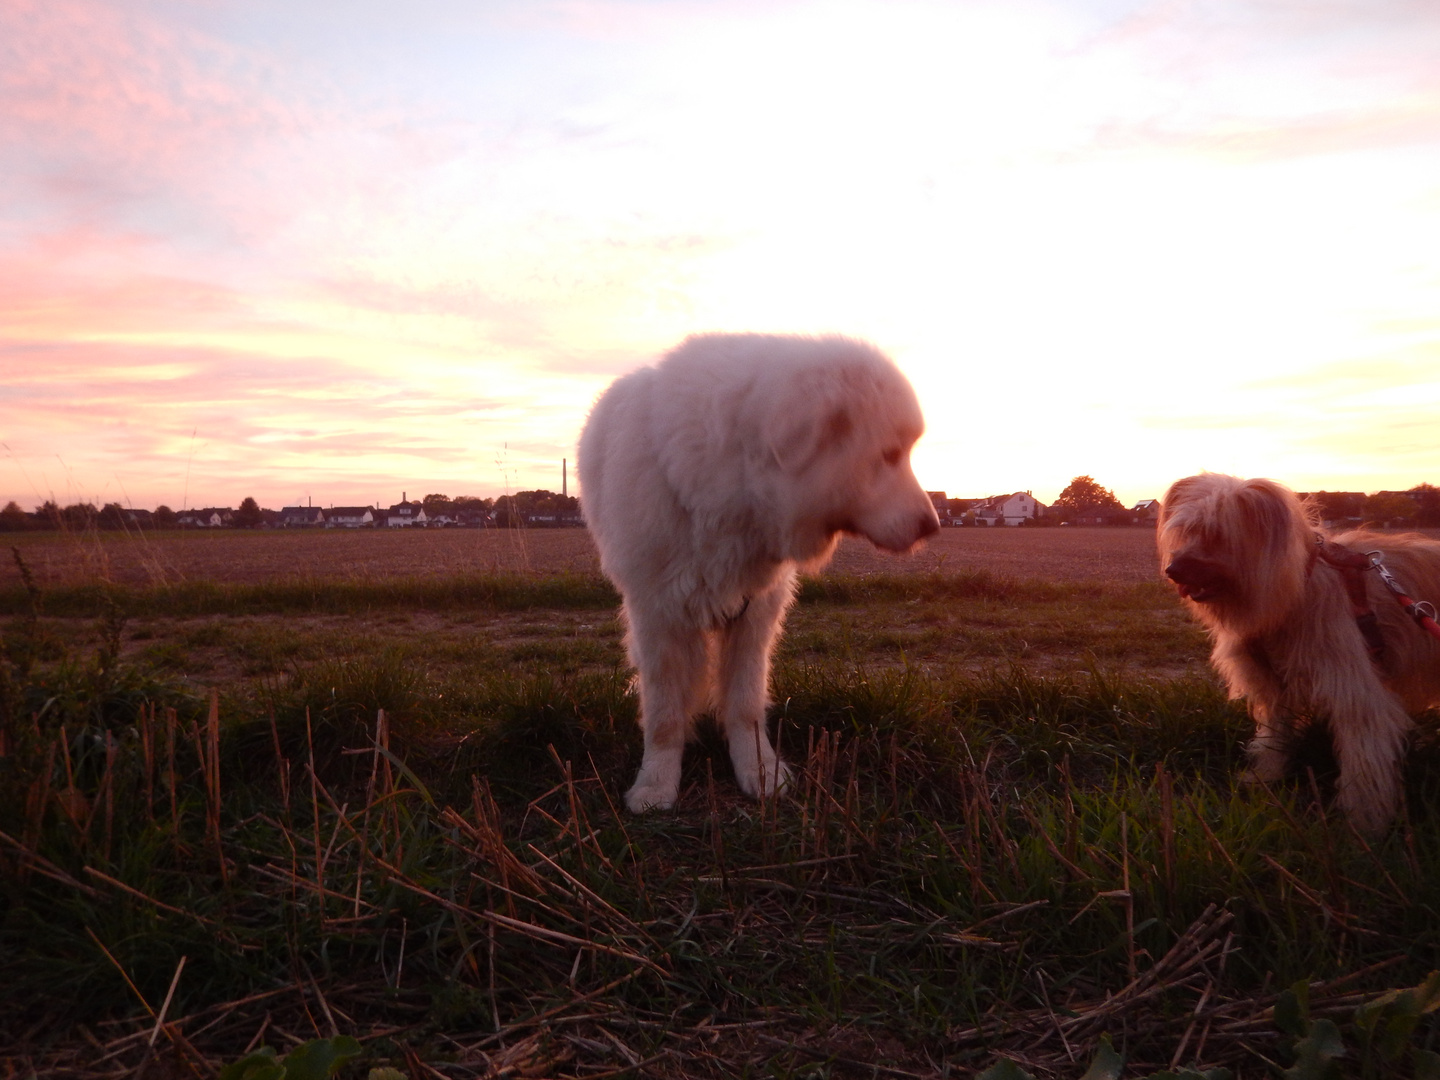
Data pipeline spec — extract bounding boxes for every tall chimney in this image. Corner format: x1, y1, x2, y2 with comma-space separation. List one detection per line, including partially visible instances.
563, 458, 567, 499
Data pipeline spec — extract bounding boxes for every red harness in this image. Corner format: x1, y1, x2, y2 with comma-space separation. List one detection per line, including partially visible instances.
1312, 535, 1440, 658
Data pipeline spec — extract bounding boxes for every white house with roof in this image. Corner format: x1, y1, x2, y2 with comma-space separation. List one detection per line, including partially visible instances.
178, 507, 233, 528
1132, 499, 1162, 523
279, 506, 325, 528
972, 492, 1045, 526
386, 498, 428, 527
326, 506, 376, 528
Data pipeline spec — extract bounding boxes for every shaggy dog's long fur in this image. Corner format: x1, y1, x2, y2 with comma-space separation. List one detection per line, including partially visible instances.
1158, 472, 1440, 833
579, 334, 939, 812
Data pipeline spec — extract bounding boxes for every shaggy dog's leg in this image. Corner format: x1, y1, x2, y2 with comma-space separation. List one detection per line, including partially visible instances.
1327, 683, 1413, 836
1242, 702, 1297, 785
716, 579, 796, 799
624, 611, 710, 813
1214, 639, 1293, 784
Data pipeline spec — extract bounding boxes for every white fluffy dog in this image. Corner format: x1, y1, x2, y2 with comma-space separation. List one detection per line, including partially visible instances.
579, 333, 940, 812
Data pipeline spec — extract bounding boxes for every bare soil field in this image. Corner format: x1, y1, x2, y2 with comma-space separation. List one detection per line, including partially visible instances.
5, 524, 1165, 588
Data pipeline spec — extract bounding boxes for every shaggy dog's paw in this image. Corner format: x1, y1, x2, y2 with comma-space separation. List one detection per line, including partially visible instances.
1240, 742, 1291, 785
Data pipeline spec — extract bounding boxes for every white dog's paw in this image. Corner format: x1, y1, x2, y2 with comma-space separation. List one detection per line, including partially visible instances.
733, 755, 793, 800
625, 776, 680, 813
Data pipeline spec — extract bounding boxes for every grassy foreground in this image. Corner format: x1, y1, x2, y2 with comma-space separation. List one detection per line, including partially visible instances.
2, 561, 1440, 1078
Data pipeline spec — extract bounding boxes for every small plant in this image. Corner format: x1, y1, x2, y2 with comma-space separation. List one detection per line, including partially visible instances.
977, 1034, 1230, 1080
218, 1036, 362, 1080
1275, 973, 1440, 1080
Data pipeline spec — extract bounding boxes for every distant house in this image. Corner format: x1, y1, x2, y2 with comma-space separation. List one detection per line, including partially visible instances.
178, 508, 233, 528
386, 499, 428, 528
972, 492, 1045, 527
1132, 499, 1162, 523
453, 508, 492, 528
279, 506, 326, 528
1070, 507, 1131, 526
326, 506, 376, 528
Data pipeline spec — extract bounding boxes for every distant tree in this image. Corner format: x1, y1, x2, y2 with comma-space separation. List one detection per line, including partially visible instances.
0, 501, 28, 531
98, 502, 128, 530
62, 503, 98, 530
154, 505, 177, 528
233, 497, 264, 529
35, 500, 60, 529
1409, 483, 1440, 527
1052, 476, 1124, 521
1364, 492, 1417, 528
422, 493, 451, 510
1310, 490, 1365, 524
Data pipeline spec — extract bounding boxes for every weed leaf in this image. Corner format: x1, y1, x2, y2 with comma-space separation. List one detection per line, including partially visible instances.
1285, 1018, 1345, 1080
1079, 1034, 1124, 1080
218, 1047, 284, 1080
977, 1059, 1036, 1080
1275, 981, 1311, 1039
1414, 1048, 1440, 1080
278, 1036, 363, 1080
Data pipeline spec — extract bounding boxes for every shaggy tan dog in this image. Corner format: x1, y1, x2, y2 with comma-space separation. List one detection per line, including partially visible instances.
580, 333, 939, 812
1158, 472, 1440, 834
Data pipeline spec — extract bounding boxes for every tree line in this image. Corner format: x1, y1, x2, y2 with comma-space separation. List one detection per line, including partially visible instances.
0, 489, 582, 531
1047, 476, 1440, 528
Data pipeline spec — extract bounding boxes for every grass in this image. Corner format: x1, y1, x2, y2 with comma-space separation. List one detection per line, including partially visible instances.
2, 555, 1440, 1078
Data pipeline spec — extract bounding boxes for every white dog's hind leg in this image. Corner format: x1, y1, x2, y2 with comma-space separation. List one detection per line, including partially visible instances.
625, 615, 708, 813
716, 581, 795, 800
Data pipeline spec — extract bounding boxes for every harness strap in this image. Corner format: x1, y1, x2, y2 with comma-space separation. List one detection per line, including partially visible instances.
1312, 534, 1440, 655
1367, 553, 1440, 644
1312, 536, 1387, 660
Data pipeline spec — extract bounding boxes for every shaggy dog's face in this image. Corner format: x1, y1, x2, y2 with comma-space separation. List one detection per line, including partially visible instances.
1157, 473, 1313, 634
1163, 549, 1232, 603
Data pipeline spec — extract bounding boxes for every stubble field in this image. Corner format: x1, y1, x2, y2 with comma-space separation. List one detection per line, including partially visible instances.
2, 525, 1439, 1079
6, 523, 1162, 587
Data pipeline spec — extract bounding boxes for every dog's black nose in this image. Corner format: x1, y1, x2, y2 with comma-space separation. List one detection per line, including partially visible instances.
1165, 554, 1203, 584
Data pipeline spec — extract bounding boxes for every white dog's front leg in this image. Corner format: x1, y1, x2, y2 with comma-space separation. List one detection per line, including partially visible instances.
717, 580, 795, 800
624, 617, 708, 812
625, 738, 685, 812
727, 718, 792, 799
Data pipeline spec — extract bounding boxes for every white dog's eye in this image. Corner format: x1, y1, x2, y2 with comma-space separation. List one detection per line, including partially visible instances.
882, 447, 902, 467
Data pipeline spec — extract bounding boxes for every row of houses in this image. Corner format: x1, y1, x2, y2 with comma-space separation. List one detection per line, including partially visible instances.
927, 492, 1163, 527
178, 500, 490, 529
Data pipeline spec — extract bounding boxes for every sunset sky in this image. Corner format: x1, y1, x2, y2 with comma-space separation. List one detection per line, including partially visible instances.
4, 0, 1440, 513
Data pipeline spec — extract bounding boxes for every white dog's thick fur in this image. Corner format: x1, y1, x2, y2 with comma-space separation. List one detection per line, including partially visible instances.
1159, 472, 1440, 834
579, 334, 940, 812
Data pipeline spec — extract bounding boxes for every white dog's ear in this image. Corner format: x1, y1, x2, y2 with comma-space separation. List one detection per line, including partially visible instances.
769, 407, 853, 473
